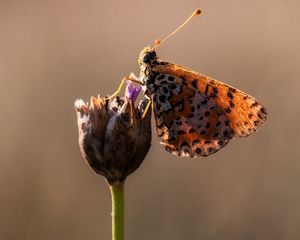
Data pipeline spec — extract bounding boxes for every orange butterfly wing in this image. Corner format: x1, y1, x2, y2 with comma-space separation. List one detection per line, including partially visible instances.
153, 61, 267, 138
151, 72, 233, 157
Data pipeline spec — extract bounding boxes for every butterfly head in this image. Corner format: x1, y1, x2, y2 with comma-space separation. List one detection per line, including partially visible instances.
138, 47, 157, 66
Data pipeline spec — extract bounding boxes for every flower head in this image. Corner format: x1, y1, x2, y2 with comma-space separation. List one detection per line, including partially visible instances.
75, 83, 151, 185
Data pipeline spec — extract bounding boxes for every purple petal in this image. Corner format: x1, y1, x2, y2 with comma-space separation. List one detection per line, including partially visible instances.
125, 81, 142, 102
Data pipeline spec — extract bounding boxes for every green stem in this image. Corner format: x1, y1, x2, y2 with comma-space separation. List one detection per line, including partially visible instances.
110, 183, 124, 240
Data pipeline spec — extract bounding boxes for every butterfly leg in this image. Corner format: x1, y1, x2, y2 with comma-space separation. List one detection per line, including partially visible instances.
141, 95, 152, 119
129, 99, 136, 125
108, 73, 142, 100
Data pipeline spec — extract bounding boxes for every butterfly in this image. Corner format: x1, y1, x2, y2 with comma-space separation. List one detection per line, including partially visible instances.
112, 9, 267, 158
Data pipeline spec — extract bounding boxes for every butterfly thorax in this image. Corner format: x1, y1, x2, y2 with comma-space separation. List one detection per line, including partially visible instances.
138, 47, 159, 94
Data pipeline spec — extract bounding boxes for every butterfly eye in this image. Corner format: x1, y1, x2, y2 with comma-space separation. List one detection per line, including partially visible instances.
143, 51, 156, 64
143, 54, 151, 63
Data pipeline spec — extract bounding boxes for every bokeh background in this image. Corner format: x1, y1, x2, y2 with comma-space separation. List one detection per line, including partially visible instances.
1, 0, 299, 239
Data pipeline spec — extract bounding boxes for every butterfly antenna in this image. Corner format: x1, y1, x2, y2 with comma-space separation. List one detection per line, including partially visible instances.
152, 8, 202, 51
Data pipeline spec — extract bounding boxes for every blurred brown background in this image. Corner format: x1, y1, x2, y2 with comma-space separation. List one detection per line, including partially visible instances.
1, 0, 299, 239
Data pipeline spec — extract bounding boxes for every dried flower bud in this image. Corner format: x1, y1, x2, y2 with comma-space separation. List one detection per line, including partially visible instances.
75, 84, 151, 185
